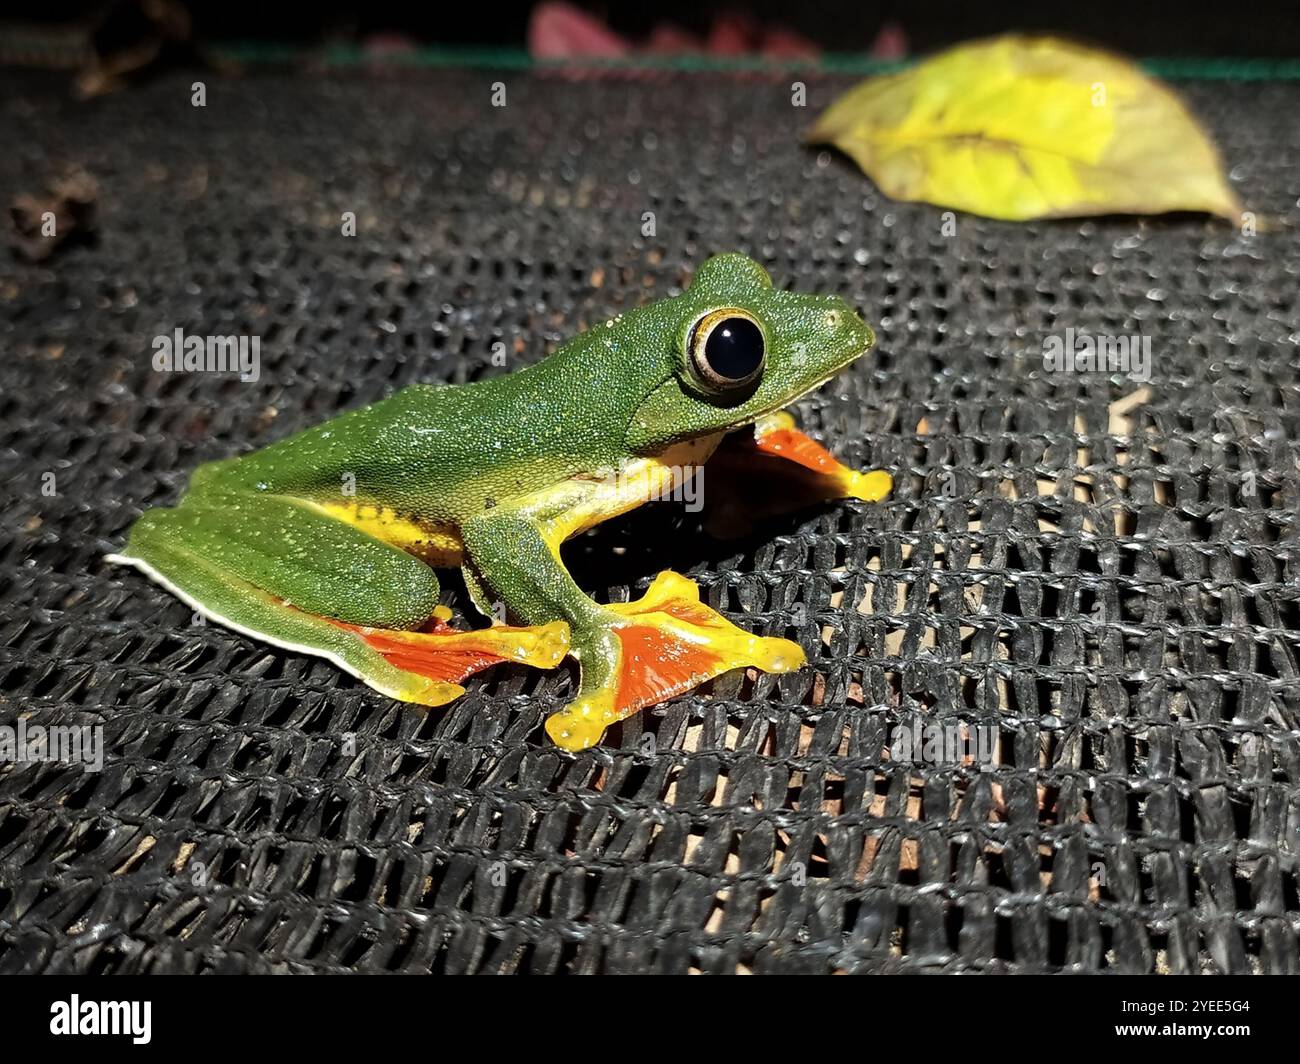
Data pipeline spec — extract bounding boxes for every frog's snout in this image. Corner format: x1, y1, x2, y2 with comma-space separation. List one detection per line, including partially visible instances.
820, 295, 862, 327
822, 298, 874, 354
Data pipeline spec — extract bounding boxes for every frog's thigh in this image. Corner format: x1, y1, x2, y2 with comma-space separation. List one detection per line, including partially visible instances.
123, 494, 442, 629
112, 503, 458, 705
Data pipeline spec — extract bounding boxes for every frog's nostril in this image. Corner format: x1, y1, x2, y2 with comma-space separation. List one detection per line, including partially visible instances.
824, 309, 844, 330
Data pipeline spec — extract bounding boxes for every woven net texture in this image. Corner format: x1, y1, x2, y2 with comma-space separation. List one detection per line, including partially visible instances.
1, 68, 1298, 975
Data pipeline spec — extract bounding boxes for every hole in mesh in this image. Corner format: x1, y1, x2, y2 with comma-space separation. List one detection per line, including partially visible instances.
337, 851, 380, 903
0, 665, 33, 693
340, 930, 379, 967
993, 911, 1017, 963
0, 813, 29, 852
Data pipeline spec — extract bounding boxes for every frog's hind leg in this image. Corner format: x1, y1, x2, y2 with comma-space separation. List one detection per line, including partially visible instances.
545, 571, 805, 752
109, 533, 465, 705
327, 615, 570, 689
108, 499, 568, 705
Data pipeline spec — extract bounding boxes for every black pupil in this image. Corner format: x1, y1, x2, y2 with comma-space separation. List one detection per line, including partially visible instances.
703, 317, 764, 381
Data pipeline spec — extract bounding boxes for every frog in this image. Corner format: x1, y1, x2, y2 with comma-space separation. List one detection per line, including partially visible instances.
107, 253, 891, 752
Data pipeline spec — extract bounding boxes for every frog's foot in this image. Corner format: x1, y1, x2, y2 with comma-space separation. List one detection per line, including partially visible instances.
331, 610, 571, 702
750, 410, 892, 502
543, 570, 804, 752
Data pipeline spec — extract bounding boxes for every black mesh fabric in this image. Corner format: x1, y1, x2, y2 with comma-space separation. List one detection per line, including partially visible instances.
1, 67, 1298, 975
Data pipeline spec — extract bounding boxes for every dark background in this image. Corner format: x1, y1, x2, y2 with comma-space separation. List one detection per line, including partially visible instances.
3, 1, 1299, 56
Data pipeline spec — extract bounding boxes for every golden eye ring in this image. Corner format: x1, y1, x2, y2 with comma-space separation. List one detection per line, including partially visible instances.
688, 308, 766, 394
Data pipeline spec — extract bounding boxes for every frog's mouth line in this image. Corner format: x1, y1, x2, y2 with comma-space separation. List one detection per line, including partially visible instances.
725, 343, 873, 440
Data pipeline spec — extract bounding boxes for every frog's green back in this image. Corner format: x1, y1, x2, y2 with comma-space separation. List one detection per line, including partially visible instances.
196, 299, 677, 522
190, 252, 872, 525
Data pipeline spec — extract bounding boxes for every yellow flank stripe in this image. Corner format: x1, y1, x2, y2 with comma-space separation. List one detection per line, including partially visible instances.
299, 431, 724, 571
540, 434, 724, 555
313, 500, 465, 566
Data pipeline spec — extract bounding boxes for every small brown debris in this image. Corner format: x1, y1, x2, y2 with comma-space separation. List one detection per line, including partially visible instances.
74, 0, 197, 99
9, 169, 99, 262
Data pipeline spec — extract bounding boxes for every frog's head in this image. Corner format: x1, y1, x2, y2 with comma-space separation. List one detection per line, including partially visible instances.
625, 253, 874, 453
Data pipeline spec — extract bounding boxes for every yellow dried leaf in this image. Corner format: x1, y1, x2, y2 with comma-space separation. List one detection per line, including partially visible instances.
807, 35, 1241, 222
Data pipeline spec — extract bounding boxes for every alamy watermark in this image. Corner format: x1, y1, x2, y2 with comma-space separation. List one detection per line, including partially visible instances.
890, 720, 997, 768
152, 327, 260, 382
50, 996, 151, 1044
643, 463, 705, 512
0, 719, 103, 772
1042, 328, 1151, 383
594, 462, 704, 512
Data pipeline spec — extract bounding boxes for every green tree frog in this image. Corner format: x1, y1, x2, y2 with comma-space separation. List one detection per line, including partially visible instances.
109, 254, 891, 751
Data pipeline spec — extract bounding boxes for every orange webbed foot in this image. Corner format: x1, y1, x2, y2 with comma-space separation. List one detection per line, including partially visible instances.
329, 608, 570, 703
544, 571, 804, 752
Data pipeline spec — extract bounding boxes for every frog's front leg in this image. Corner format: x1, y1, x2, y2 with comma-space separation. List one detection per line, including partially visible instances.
750, 411, 893, 502
462, 504, 804, 752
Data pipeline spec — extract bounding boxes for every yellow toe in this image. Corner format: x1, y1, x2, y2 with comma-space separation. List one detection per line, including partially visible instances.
750, 635, 807, 674
545, 696, 611, 752
392, 677, 466, 707
445, 619, 573, 669
846, 469, 893, 503
509, 619, 572, 669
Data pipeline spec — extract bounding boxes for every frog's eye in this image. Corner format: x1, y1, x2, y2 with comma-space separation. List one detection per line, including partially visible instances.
688, 308, 766, 395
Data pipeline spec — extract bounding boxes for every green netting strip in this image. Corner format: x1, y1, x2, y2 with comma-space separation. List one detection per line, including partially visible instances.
209, 43, 1300, 80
